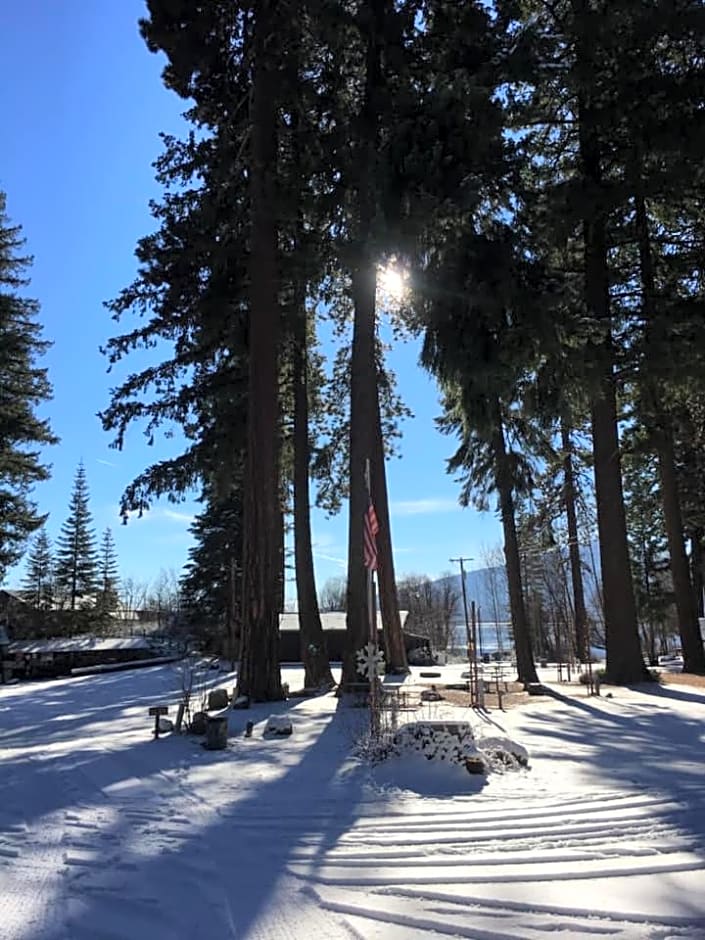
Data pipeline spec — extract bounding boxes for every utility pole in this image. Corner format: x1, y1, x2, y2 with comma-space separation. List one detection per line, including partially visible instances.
450, 556, 477, 705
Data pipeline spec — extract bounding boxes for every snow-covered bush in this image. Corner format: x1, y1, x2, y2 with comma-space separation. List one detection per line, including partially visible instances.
352, 730, 398, 764
475, 735, 529, 772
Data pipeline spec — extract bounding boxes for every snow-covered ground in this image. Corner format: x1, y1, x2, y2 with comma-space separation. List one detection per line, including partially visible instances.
1, 663, 704, 939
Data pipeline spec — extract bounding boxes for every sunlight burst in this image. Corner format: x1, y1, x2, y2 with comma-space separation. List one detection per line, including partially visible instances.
377, 263, 409, 304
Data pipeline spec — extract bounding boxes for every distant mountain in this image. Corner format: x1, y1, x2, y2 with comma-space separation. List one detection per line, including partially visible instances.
435, 542, 602, 626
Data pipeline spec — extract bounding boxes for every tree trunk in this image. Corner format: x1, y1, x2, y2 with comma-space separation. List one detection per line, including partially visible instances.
343, 264, 378, 691
654, 425, 705, 672
238, 0, 283, 701
561, 423, 589, 661
491, 407, 538, 687
574, 36, 647, 682
631, 156, 705, 674
691, 532, 704, 619
591, 382, 648, 682
372, 400, 409, 673
225, 554, 239, 667
293, 306, 335, 689
342, 0, 386, 692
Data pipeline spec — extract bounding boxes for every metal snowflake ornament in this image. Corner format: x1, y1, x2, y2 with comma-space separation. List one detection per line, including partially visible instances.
356, 643, 385, 679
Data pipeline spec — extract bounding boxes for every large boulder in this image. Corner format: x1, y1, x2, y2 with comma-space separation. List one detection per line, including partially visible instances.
208, 688, 230, 711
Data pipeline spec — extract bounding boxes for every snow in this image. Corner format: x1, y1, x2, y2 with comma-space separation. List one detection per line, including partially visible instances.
1, 663, 704, 939
8, 636, 154, 654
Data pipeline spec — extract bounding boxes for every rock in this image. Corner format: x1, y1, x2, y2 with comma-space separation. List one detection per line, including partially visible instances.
264, 715, 292, 737
190, 711, 208, 735
208, 688, 229, 711
158, 717, 173, 733
205, 715, 228, 750
465, 757, 487, 775
232, 695, 250, 710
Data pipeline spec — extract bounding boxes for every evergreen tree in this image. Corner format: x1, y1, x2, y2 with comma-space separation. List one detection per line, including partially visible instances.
180, 488, 243, 654
22, 527, 54, 609
0, 192, 57, 582
622, 434, 672, 664
96, 527, 120, 619
55, 462, 98, 610
495, 0, 651, 682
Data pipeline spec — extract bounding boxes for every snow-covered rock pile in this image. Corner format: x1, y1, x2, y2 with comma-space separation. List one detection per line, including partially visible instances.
388, 723, 529, 775
394, 723, 482, 772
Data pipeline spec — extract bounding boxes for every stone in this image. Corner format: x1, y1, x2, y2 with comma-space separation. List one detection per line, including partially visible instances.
264, 715, 292, 737
158, 717, 173, 733
205, 715, 228, 750
465, 757, 487, 775
232, 695, 250, 710
190, 711, 208, 735
208, 688, 229, 711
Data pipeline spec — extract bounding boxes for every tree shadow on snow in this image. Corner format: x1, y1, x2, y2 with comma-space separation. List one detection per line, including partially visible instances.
526, 688, 705, 845
0, 675, 372, 939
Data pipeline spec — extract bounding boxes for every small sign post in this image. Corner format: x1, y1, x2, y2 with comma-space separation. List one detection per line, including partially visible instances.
149, 705, 169, 739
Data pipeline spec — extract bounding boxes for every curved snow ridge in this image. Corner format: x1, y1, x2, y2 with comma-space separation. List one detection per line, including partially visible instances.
286, 786, 705, 937
311, 884, 705, 940
345, 790, 685, 826
293, 852, 705, 886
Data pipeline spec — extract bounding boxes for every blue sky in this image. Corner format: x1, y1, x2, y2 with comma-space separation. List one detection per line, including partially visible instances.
1, 0, 503, 597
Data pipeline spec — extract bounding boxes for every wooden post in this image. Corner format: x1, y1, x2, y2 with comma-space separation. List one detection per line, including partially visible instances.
149, 705, 168, 739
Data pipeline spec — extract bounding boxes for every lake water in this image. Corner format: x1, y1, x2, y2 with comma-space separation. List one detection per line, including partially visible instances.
450, 621, 514, 654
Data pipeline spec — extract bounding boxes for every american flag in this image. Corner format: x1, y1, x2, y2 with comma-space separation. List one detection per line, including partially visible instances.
363, 502, 380, 571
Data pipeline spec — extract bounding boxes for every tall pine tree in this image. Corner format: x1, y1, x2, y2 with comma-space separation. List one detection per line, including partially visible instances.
22, 528, 54, 610
55, 462, 98, 611
96, 527, 120, 619
0, 192, 57, 582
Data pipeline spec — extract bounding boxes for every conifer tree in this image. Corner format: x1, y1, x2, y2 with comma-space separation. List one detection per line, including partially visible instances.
180, 487, 243, 654
0, 192, 57, 582
495, 0, 652, 682
96, 527, 120, 618
55, 462, 98, 610
22, 527, 54, 609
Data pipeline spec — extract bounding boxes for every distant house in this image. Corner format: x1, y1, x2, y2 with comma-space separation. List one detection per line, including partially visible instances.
6, 635, 160, 680
278, 610, 421, 661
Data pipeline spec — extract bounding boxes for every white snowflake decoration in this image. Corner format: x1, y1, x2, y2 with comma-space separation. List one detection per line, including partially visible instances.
356, 643, 385, 679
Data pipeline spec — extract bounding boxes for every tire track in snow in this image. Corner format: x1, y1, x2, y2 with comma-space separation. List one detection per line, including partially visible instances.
288, 787, 705, 938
